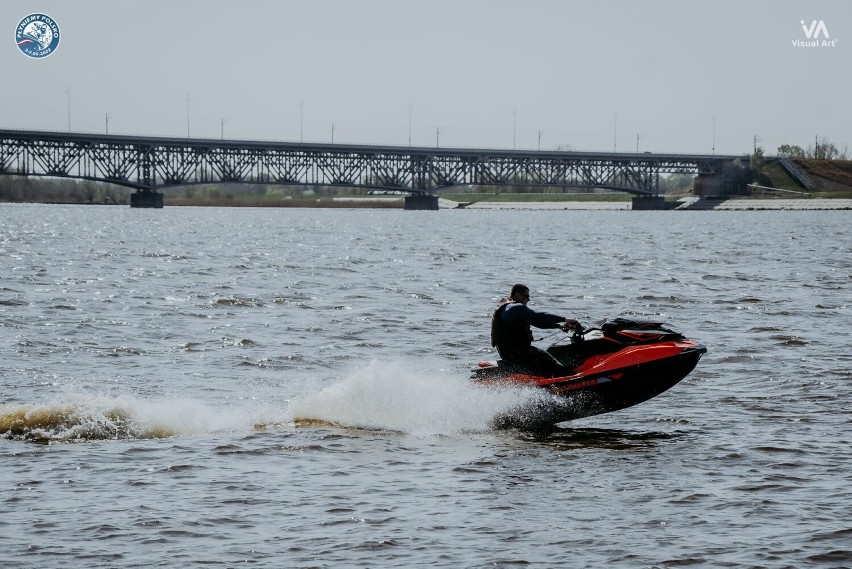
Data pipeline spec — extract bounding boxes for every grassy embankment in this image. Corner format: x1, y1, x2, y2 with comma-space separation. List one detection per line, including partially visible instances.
762, 159, 852, 198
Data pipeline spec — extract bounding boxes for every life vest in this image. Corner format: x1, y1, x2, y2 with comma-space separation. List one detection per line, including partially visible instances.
491, 302, 533, 349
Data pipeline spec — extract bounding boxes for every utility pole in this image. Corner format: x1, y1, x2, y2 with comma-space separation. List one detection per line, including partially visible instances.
512, 107, 517, 150
613, 112, 617, 152
711, 114, 716, 156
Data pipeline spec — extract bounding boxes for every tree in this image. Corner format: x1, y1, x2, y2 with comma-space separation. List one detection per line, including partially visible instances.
751, 146, 766, 173
777, 144, 805, 158
658, 173, 694, 195
810, 138, 847, 160
778, 139, 848, 160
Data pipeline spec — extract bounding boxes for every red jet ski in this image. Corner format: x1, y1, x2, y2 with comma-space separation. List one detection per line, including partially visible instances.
473, 318, 706, 422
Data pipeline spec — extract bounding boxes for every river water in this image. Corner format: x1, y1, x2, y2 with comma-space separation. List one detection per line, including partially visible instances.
1, 204, 850, 568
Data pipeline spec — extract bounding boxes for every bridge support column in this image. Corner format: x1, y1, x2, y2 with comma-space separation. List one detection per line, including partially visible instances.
404, 194, 439, 210
693, 174, 725, 197
631, 196, 667, 210
130, 189, 164, 208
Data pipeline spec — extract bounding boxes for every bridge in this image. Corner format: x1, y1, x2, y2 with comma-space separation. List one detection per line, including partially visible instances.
0, 129, 744, 209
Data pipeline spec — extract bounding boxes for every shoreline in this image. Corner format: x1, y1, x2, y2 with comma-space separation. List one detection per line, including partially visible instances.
3, 198, 851, 210
456, 198, 852, 210
675, 198, 852, 211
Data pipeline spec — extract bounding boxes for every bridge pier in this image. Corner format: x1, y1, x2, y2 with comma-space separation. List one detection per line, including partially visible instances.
631, 196, 667, 210
693, 173, 725, 197
404, 194, 439, 210
130, 190, 164, 208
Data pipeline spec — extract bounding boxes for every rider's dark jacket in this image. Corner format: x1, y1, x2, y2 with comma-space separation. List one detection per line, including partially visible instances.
491, 302, 565, 359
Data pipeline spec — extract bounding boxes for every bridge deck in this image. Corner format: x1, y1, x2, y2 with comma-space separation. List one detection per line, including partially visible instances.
1, 129, 744, 197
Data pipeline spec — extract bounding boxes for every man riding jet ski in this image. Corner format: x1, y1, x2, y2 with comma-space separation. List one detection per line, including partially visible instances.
478, 284, 707, 421
491, 283, 584, 377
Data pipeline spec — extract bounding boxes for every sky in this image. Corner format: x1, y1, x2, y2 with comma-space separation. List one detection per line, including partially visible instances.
3, 0, 850, 155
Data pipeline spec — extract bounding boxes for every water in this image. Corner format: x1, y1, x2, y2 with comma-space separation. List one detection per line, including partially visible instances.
1, 204, 850, 568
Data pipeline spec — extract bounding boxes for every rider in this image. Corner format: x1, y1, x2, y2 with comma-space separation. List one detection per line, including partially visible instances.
491, 283, 583, 377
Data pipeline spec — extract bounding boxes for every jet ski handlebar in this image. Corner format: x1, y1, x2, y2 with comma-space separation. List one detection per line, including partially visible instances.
570, 326, 601, 342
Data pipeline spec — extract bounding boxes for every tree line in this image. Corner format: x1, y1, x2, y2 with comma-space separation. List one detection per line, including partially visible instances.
776, 137, 849, 160
0, 176, 130, 204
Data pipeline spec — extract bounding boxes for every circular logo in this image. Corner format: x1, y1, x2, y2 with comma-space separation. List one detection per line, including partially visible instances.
16, 13, 60, 59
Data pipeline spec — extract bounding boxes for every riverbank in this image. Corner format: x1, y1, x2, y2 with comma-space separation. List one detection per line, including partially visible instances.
456, 198, 852, 210
5, 196, 852, 210
169, 196, 852, 210
674, 198, 852, 211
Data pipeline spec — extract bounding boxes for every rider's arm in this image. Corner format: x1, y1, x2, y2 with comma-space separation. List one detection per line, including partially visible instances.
502, 303, 565, 329
502, 303, 582, 332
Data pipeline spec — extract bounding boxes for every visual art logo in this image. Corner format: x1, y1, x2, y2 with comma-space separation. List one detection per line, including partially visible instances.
16, 13, 61, 58
801, 20, 830, 39
792, 19, 837, 48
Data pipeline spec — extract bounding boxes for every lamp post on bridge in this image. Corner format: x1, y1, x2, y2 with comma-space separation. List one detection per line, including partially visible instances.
513, 107, 517, 150
613, 112, 617, 152
711, 114, 716, 156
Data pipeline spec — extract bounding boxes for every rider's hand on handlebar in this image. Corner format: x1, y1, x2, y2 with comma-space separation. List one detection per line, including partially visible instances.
561, 319, 583, 334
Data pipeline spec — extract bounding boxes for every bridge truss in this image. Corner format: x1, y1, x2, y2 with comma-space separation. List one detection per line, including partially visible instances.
0, 129, 741, 197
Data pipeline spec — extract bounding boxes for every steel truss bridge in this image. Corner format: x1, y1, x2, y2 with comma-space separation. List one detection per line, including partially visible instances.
0, 129, 742, 199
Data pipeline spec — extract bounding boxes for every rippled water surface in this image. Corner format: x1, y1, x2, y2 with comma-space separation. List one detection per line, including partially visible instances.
1, 204, 850, 568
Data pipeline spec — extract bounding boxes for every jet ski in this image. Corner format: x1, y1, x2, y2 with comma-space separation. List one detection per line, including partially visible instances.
472, 317, 706, 421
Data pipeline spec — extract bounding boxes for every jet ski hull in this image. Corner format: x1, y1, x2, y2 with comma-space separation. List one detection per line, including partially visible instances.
473, 319, 706, 421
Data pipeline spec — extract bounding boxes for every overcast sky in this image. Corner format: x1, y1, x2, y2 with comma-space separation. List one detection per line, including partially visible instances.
3, 0, 850, 155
